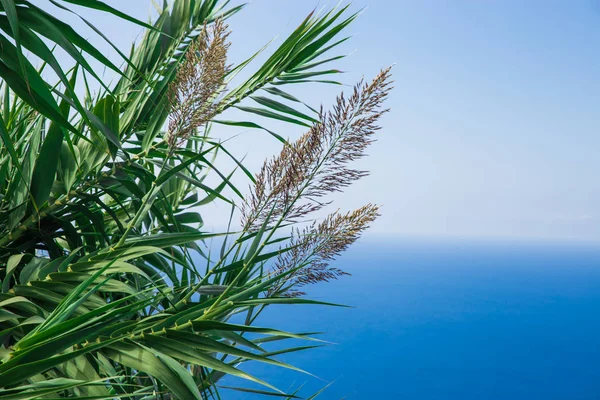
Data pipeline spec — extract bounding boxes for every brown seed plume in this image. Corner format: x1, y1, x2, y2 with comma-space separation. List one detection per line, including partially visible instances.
241, 68, 393, 231
167, 20, 230, 148
268, 204, 380, 297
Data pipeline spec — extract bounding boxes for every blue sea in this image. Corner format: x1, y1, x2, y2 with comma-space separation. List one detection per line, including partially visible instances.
221, 237, 600, 399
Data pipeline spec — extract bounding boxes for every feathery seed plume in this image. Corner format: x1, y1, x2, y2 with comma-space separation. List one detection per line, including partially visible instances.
242, 68, 393, 231
268, 204, 380, 297
167, 20, 230, 148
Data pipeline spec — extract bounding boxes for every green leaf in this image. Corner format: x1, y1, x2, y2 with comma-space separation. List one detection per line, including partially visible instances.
0, 378, 109, 400
92, 95, 120, 157
218, 386, 299, 398
0, 53, 75, 134
57, 0, 158, 31
142, 335, 281, 393
235, 106, 312, 128
58, 141, 79, 193
0, 114, 30, 213
0, 0, 27, 82
29, 122, 64, 209
18, 3, 122, 76
174, 212, 203, 225
123, 232, 224, 248
18, 257, 49, 285
166, 330, 310, 375
250, 96, 319, 123
155, 150, 212, 186
263, 86, 318, 113
104, 342, 202, 400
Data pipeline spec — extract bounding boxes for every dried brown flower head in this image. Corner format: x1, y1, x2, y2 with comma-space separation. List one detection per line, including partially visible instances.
268, 203, 380, 297
167, 19, 231, 148
241, 68, 393, 230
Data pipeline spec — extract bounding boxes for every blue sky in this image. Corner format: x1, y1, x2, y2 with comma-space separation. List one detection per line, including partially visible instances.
57, 1, 600, 242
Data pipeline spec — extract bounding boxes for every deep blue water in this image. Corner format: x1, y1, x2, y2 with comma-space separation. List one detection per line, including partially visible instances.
220, 237, 600, 399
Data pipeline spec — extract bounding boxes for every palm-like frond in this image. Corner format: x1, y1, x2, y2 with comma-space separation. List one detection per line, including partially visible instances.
0, 1, 390, 398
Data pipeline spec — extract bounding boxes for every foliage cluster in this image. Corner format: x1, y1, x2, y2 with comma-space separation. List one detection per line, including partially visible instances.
0, 1, 391, 398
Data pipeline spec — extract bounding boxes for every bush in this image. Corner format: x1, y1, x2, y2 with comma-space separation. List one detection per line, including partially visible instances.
0, 1, 391, 398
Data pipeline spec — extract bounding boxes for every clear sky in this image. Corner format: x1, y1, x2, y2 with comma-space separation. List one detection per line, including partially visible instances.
52, 0, 600, 242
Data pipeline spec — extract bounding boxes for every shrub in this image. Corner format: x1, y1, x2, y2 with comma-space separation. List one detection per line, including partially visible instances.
0, 1, 391, 398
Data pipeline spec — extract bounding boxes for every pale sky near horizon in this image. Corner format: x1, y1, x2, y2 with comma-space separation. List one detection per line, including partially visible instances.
44, 0, 600, 242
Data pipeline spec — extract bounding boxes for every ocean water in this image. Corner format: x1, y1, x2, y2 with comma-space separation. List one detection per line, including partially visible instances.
220, 237, 600, 399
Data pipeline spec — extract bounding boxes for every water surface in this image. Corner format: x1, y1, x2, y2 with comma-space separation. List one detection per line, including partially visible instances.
221, 237, 600, 399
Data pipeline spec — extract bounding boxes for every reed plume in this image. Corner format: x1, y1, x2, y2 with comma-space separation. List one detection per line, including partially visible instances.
167, 20, 230, 148
268, 204, 380, 297
241, 67, 393, 231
